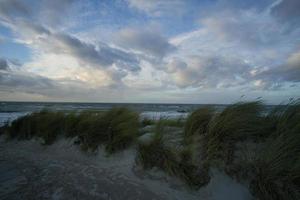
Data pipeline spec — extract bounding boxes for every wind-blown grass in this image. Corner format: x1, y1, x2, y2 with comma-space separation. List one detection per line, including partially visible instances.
184, 107, 214, 142
140, 117, 184, 129
136, 119, 210, 188
101, 107, 139, 153
7, 110, 65, 144
250, 132, 300, 200
249, 102, 300, 200
140, 117, 155, 127
205, 101, 267, 162
4, 108, 139, 152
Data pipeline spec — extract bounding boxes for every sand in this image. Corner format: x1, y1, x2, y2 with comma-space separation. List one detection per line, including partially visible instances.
0, 136, 253, 200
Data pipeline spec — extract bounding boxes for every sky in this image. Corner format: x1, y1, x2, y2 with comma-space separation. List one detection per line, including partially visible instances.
0, 0, 299, 104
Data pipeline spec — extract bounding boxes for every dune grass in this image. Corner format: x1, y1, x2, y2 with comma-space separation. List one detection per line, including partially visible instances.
249, 102, 300, 200
250, 132, 300, 200
7, 110, 66, 144
184, 107, 214, 143
141, 117, 184, 128
140, 117, 155, 127
136, 119, 210, 188
204, 101, 268, 162
99, 107, 139, 153
4, 108, 139, 152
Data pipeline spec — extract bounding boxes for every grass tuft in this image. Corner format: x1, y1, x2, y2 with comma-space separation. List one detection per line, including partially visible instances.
184, 107, 214, 142
249, 101, 300, 200
136, 119, 210, 188
205, 101, 265, 162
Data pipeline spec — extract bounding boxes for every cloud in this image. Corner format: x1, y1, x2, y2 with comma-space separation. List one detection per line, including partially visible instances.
216, 0, 274, 11
0, 58, 9, 70
166, 55, 251, 88
51, 32, 140, 71
0, 70, 55, 92
9, 21, 140, 78
0, 0, 76, 28
0, 34, 6, 43
169, 3, 300, 91
0, 0, 143, 91
271, 0, 300, 27
116, 28, 176, 59
0, 66, 101, 99
126, 0, 185, 17
1, 0, 300, 103
255, 50, 300, 87
198, 10, 285, 48
0, 0, 30, 21
0, 65, 147, 102
39, 0, 76, 27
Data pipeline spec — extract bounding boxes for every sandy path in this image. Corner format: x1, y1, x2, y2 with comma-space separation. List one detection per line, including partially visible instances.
0, 137, 253, 200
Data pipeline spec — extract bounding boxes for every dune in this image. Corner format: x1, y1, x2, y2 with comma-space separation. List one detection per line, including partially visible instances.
0, 137, 252, 200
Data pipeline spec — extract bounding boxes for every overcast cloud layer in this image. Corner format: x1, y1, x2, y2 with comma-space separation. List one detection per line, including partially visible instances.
0, 0, 299, 104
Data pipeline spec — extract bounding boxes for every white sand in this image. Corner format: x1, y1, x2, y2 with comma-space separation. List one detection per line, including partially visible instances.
0, 136, 253, 200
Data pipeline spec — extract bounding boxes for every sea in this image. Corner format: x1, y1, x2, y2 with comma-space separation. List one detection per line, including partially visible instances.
0, 101, 229, 126
0, 101, 276, 127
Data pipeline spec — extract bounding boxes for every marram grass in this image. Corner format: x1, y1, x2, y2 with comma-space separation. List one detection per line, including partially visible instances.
136, 119, 210, 188
205, 101, 267, 162
184, 107, 214, 142
249, 101, 300, 200
4, 107, 139, 153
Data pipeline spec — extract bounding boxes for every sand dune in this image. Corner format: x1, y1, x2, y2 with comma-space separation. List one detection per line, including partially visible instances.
0, 137, 252, 200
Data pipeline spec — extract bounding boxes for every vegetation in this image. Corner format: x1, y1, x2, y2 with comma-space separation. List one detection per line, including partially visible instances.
4, 108, 139, 152
184, 107, 214, 142
140, 117, 155, 127
141, 117, 184, 128
205, 101, 267, 162
180, 101, 299, 198
136, 119, 210, 188
249, 102, 300, 200
7, 110, 65, 144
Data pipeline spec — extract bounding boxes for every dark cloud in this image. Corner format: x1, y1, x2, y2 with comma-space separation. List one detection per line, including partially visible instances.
40, 0, 76, 27
14, 21, 140, 72
52, 33, 140, 71
0, 70, 55, 92
199, 10, 286, 48
0, 0, 30, 21
0, 58, 9, 70
271, 0, 300, 23
255, 50, 300, 86
217, 0, 274, 11
0, 69, 87, 98
0, 0, 76, 28
126, 0, 186, 17
116, 28, 176, 59
0, 68, 130, 101
1, 1, 142, 87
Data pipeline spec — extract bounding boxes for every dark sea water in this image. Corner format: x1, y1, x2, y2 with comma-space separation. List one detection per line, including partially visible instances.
0, 101, 275, 126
